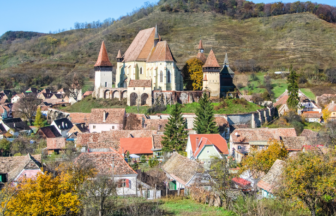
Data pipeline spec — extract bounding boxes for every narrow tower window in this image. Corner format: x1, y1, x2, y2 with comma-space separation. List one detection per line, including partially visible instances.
167, 70, 171, 83
160, 71, 163, 83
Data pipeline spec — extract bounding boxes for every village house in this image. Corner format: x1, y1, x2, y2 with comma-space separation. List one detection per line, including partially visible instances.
25, 87, 38, 94
232, 177, 252, 190
11, 93, 25, 103
230, 128, 297, 163
67, 112, 91, 125
300, 129, 319, 138
119, 137, 153, 158
152, 134, 164, 159
326, 101, 336, 121
162, 152, 211, 194
67, 123, 88, 139
89, 108, 126, 133
0, 105, 12, 119
76, 148, 138, 196
0, 154, 42, 187
46, 137, 67, 155
51, 118, 73, 137
257, 159, 286, 198
36, 125, 62, 138
281, 136, 311, 153
0, 118, 32, 137
302, 111, 322, 123
186, 134, 229, 169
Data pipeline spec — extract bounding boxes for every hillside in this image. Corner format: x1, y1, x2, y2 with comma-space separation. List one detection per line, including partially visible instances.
1, 10, 336, 91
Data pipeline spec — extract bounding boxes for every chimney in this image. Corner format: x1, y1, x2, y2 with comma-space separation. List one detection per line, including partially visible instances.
196, 137, 199, 146
103, 111, 106, 122
235, 132, 239, 137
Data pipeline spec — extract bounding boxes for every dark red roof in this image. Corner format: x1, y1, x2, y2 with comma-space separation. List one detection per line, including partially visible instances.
94, 41, 112, 67
38, 126, 61, 138
232, 177, 251, 187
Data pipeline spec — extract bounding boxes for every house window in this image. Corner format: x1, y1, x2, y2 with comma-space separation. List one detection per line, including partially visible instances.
133, 87, 135, 90
121, 179, 126, 187
93, 125, 96, 129
207, 150, 209, 153
0, 174, 6, 182
143, 87, 145, 90
167, 70, 171, 83
105, 82, 107, 87
140, 67, 143, 74
160, 71, 163, 82
112, 126, 115, 129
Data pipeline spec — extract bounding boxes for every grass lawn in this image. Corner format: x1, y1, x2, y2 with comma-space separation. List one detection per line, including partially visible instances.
300, 88, 316, 100
303, 122, 323, 132
161, 99, 262, 115
161, 198, 234, 216
81, 78, 94, 93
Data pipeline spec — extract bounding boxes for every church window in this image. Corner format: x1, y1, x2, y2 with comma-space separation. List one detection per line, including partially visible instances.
167, 70, 171, 83
160, 71, 163, 83
105, 82, 107, 87
140, 67, 143, 74
133, 88, 135, 90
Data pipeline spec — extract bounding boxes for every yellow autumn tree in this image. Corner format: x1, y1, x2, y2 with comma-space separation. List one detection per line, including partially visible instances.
322, 108, 331, 123
182, 58, 204, 90
239, 139, 288, 176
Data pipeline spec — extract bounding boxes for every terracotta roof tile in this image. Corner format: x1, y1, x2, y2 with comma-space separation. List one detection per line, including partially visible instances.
274, 95, 289, 107
116, 50, 122, 59
232, 128, 297, 143
198, 40, 204, 50
232, 177, 251, 187
203, 74, 208, 81
94, 41, 113, 67
203, 49, 220, 68
128, 80, 151, 87
302, 111, 322, 119
147, 41, 174, 62
68, 113, 91, 125
89, 108, 125, 124
123, 27, 155, 62
189, 134, 229, 157
152, 134, 164, 150
282, 136, 309, 150
119, 137, 153, 154
76, 151, 136, 176
83, 91, 93, 97
257, 159, 285, 193
196, 52, 207, 63
300, 129, 318, 138
327, 102, 336, 112
47, 137, 66, 150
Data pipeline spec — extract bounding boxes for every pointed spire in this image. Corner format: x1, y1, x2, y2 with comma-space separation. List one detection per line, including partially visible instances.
198, 40, 204, 50
203, 74, 208, 81
159, 34, 162, 41
203, 50, 220, 68
94, 41, 112, 67
224, 53, 229, 66
117, 50, 122, 59
154, 24, 159, 39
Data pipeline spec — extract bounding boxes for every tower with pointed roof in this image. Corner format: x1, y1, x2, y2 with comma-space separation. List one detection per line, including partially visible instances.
202, 49, 221, 99
115, 26, 183, 92
196, 40, 206, 63
219, 53, 235, 95
94, 41, 113, 94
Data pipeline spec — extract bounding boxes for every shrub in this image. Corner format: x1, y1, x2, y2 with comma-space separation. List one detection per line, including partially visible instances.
140, 155, 146, 163
148, 157, 159, 168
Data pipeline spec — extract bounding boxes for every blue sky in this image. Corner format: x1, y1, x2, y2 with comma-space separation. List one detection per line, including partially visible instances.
0, 0, 335, 37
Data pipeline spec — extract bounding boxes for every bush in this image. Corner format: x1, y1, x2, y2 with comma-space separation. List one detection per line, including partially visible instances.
148, 157, 159, 168
130, 162, 139, 171
299, 76, 308, 84
140, 155, 146, 163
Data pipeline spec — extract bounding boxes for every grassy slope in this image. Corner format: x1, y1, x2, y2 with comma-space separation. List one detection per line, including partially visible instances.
161, 198, 234, 216
1, 12, 336, 82
60, 96, 261, 114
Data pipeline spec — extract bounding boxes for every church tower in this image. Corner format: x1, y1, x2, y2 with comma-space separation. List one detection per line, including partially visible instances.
196, 40, 206, 63
219, 53, 235, 96
202, 49, 220, 99
94, 41, 113, 93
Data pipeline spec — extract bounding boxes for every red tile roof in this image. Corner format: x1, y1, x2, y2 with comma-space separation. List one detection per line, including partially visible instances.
302, 111, 322, 119
196, 52, 207, 63
116, 50, 122, 58
152, 134, 163, 150
47, 137, 66, 150
232, 128, 297, 143
232, 177, 251, 187
68, 113, 91, 124
198, 40, 204, 50
83, 91, 93, 97
123, 27, 155, 62
300, 129, 318, 138
274, 95, 289, 107
76, 149, 136, 176
257, 159, 285, 193
89, 108, 125, 124
128, 80, 151, 87
327, 102, 336, 112
189, 134, 229, 157
147, 41, 174, 62
203, 49, 220, 68
94, 41, 113, 67
119, 137, 153, 154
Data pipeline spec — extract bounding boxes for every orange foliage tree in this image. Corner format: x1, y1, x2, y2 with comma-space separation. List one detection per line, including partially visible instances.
239, 139, 288, 176
182, 58, 204, 90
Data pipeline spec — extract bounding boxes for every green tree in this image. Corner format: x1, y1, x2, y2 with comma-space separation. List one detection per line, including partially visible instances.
0, 139, 11, 156
287, 65, 299, 110
34, 107, 44, 128
161, 104, 188, 152
193, 93, 218, 134
279, 150, 336, 216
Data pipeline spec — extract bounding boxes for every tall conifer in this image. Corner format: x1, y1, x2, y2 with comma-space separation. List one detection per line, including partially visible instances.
161, 104, 188, 153
287, 65, 299, 110
34, 107, 44, 128
194, 93, 218, 134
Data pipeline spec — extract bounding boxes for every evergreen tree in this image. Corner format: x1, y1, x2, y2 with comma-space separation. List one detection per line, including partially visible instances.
194, 93, 218, 134
34, 107, 44, 128
161, 104, 188, 153
287, 65, 299, 110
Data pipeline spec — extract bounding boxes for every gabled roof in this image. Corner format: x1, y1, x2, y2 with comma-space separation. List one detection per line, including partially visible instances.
2, 118, 31, 132
37, 125, 62, 138
162, 152, 203, 186
89, 108, 125, 124
232, 177, 251, 188
152, 134, 163, 150
76, 149, 136, 176
123, 27, 156, 62
128, 80, 151, 87
302, 111, 322, 119
282, 136, 309, 151
119, 137, 153, 154
300, 129, 319, 138
47, 137, 66, 150
147, 41, 174, 62
327, 102, 336, 112
94, 41, 113, 67
68, 113, 91, 124
257, 159, 285, 193
274, 95, 289, 107
203, 49, 220, 68
231, 128, 297, 143
0, 154, 41, 182
53, 118, 73, 131
189, 134, 229, 158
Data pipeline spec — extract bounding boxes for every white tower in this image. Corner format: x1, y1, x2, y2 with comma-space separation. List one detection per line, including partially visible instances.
94, 41, 113, 93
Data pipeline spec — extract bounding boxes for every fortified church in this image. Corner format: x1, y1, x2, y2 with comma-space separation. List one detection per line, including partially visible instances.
93, 26, 236, 106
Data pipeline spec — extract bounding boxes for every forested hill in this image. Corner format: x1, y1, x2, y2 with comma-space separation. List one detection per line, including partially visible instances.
1, 0, 336, 90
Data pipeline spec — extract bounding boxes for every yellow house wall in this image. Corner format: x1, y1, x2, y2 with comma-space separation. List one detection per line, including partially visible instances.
203, 72, 220, 98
